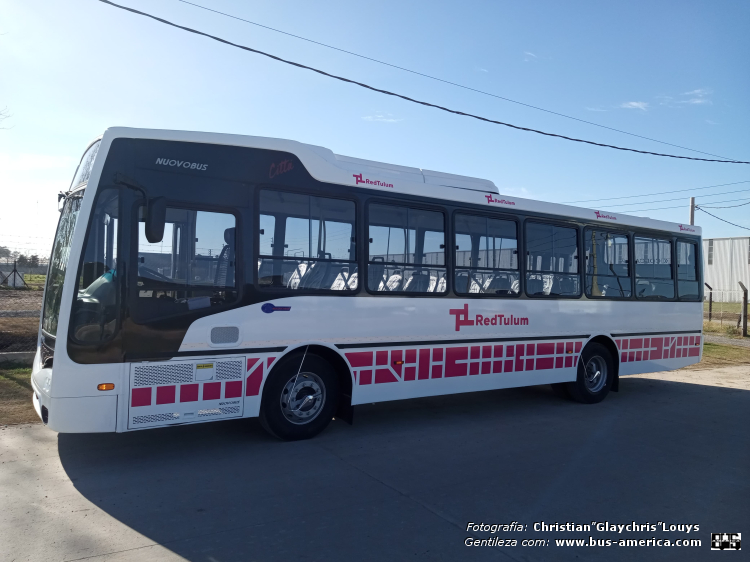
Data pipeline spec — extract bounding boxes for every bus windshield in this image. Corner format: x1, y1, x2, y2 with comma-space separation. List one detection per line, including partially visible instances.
41, 192, 84, 337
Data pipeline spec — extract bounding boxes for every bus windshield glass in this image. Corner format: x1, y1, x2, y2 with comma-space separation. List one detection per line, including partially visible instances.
42, 192, 84, 337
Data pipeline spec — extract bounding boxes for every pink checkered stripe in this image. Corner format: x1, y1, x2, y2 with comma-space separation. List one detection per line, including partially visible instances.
615, 335, 701, 363
130, 356, 277, 408
345, 340, 584, 385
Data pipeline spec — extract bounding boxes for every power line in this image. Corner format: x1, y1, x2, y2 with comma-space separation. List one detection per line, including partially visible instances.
605, 187, 750, 208
696, 207, 750, 231
97, 0, 750, 165
564, 180, 750, 204
699, 199, 750, 209
623, 196, 750, 213
175, 0, 736, 162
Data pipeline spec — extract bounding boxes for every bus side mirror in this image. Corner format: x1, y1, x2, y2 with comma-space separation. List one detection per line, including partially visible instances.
145, 197, 167, 243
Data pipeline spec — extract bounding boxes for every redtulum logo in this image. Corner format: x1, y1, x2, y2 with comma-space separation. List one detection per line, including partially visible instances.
485, 195, 516, 206
353, 173, 394, 188
678, 224, 696, 233
269, 159, 294, 179
449, 304, 529, 332
594, 211, 617, 221
155, 158, 208, 171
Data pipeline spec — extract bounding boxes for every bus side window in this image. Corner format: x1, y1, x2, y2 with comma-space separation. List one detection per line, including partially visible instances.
257, 190, 357, 291
454, 213, 518, 295
677, 240, 700, 299
368, 204, 447, 294
133, 207, 238, 321
584, 228, 631, 298
524, 222, 580, 297
634, 236, 674, 299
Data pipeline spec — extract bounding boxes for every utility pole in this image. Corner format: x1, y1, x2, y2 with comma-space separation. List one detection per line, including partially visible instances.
689, 197, 695, 226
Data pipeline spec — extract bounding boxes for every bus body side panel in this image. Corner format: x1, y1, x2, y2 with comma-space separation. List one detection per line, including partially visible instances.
179, 298, 702, 409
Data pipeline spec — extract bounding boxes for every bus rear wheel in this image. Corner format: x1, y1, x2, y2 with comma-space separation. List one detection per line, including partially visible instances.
259, 353, 340, 441
566, 343, 614, 404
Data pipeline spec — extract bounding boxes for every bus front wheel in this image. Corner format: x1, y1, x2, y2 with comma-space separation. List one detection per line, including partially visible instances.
259, 353, 340, 441
566, 343, 614, 404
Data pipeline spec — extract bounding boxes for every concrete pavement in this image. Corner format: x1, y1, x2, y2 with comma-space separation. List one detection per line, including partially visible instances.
1, 366, 748, 562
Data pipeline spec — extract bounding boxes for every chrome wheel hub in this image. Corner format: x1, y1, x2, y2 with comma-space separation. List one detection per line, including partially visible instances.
280, 372, 325, 425
584, 356, 607, 393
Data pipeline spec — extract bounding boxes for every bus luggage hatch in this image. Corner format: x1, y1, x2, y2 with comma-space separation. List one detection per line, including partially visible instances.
127, 357, 245, 429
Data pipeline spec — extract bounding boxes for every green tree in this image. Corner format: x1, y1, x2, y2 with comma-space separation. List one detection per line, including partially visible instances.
17, 254, 29, 268
29, 255, 40, 268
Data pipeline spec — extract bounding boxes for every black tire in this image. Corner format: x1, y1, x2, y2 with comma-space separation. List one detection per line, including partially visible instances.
259, 353, 340, 441
566, 342, 614, 404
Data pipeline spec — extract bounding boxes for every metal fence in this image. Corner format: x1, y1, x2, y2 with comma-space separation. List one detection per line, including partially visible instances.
0, 288, 43, 352
704, 287, 749, 333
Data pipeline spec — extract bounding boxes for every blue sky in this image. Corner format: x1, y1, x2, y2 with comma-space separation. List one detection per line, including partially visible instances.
1, 0, 748, 257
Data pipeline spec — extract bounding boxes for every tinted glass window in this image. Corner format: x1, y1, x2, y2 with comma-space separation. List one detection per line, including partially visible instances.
70, 141, 101, 189
584, 229, 631, 298
454, 213, 518, 295
42, 193, 83, 336
133, 207, 238, 320
368, 204, 446, 293
70, 189, 120, 342
258, 190, 357, 291
525, 222, 579, 297
634, 236, 673, 299
677, 241, 699, 299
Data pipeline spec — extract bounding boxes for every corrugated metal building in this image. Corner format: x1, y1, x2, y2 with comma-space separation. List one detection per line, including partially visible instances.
702, 237, 750, 291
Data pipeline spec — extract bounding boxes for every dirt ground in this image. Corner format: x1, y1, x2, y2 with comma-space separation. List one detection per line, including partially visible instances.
2, 342, 750, 426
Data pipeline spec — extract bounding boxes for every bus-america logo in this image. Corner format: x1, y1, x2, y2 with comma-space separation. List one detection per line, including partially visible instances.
595, 211, 616, 220
155, 158, 208, 171
353, 173, 394, 188
485, 195, 515, 206
449, 304, 529, 332
679, 224, 696, 233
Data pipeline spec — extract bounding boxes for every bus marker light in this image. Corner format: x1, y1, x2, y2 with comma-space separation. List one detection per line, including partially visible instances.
97, 383, 115, 391
393, 361, 404, 365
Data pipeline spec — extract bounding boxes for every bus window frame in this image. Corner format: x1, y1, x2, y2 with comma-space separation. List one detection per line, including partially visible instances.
254, 185, 360, 295
632, 234, 676, 301
675, 237, 702, 302
365, 198, 449, 297
522, 218, 582, 299
582, 226, 633, 300
451, 208, 521, 299
66, 185, 124, 346
128, 197, 243, 324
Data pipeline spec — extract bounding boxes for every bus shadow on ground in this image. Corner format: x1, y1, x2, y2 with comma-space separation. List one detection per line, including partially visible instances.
58, 377, 750, 562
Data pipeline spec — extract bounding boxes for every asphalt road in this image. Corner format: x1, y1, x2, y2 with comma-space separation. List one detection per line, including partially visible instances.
1, 367, 748, 562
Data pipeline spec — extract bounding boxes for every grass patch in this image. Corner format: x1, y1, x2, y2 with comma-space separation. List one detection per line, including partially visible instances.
685, 342, 750, 369
0, 364, 38, 425
703, 321, 747, 340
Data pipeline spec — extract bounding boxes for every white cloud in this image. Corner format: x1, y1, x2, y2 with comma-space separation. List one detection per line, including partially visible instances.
677, 88, 712, 105
476, 67, 488, 73
362, 113, 403, 123
523, 51, 537, 62
619, 101, 649, 111
681, 97, 712, 105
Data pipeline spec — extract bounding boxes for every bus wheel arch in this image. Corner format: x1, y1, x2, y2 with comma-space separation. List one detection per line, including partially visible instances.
587, 335, 620, 392
565, 337, 618, 404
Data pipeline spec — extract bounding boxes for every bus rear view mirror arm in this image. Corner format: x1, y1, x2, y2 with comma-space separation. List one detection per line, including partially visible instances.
113, 173, 167, 243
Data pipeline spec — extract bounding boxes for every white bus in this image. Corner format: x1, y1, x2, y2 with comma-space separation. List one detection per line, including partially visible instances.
32, 128, 704, 440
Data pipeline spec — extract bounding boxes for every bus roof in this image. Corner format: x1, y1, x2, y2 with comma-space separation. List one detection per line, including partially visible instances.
101, 127, 702, 237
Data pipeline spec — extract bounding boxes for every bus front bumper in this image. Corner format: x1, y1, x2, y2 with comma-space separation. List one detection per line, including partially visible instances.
30, 377, 117, 433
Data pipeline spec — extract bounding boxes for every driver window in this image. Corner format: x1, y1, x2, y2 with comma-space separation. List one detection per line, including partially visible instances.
133, 207, 238, 321
70, 188, 120, 343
